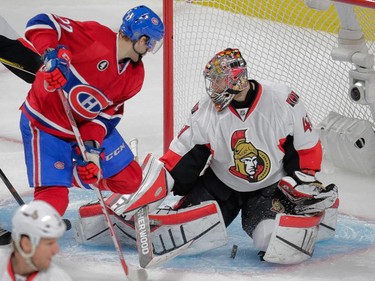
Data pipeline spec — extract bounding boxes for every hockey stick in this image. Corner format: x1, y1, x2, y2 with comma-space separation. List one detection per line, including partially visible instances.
113, 150, 191, 268
0, 168, 72, 230
0, 57, 36, 76
0, 169, 24, 205
56, 88, 147, 281
128, 138, 154, 268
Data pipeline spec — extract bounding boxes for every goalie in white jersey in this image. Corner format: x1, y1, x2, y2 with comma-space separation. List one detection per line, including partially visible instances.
159, 48, 339, 264
0, 201, 72, 281
75, 48, 339, 265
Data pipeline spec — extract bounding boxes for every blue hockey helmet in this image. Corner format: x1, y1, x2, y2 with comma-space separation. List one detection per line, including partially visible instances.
120, 5, 164, 54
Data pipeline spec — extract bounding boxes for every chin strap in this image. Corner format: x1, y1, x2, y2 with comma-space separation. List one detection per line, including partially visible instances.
14, 240, 38, 271
132, 41, 145, 63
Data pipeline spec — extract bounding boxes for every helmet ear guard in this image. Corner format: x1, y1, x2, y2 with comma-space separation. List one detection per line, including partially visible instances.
203, 48, 249, 111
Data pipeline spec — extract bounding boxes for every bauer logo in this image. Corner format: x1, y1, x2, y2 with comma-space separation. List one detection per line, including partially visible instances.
97, 60, 109, 71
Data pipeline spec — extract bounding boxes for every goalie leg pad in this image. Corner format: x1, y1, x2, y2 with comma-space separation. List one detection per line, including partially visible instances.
105, 154, 174, 218
74, 199, 228, 259
73, 201, 137, 246
263, 213, 322, 264
317, 198, 339, 241
149, 200, 228, 257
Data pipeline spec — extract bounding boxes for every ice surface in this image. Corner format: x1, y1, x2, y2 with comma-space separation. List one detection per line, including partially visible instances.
1, 1, 375, 280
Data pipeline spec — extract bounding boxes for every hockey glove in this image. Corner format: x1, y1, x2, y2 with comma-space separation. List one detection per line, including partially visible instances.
42, 45, 72, 91
278, 170, 338, 215
76, 141, 104, 185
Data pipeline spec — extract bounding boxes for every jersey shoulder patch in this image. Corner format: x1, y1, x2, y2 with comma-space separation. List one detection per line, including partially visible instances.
286, 91, 300, 107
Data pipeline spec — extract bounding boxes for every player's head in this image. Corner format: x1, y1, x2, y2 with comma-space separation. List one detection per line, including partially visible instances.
12, 201, 66, 269
203, 48, 248, 111
120, 5, 164, 54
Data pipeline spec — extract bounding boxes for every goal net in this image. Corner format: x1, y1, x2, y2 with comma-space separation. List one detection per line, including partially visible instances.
164, 0, 375, 148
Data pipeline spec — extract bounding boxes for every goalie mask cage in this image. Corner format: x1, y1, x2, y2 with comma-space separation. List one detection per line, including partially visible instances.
162, 0, 375, 152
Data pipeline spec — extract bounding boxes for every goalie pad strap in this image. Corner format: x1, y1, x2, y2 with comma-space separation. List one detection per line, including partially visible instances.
149, 202, 218, 225
279, 213, 321, 228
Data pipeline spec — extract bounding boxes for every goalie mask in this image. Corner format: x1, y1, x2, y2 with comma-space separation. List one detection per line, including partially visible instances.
203, 48, 248, 111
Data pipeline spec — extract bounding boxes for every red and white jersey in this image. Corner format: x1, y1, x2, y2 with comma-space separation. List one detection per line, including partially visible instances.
0, 247, 72, 281
21, 13, 145, 144
161, 80, 322, 192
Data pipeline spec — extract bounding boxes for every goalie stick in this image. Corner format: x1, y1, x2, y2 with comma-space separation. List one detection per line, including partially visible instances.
112, 151, 194, 268
0, 168, 72, 230
128, 138, 154, 267
56, 88, 147, 281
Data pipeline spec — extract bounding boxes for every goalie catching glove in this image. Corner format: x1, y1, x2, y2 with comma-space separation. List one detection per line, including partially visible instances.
277, 170, 338, 215
75, 140, 104, 184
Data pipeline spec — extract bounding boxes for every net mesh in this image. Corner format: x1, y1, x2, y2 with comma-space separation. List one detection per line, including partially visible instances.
172, 0, 375, 134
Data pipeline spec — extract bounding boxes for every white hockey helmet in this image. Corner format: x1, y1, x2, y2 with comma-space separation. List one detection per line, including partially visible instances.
12, 200, 66, 248
203, 48, 248, 111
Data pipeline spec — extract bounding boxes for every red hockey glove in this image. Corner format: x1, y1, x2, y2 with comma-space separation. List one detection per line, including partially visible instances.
76, 141, 104, 185
278, 170, 338, 214
42, 45, 72, 91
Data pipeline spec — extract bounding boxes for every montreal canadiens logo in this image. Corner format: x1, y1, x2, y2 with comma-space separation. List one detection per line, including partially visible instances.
151, 17, 159, 25
68, 84, 112, 119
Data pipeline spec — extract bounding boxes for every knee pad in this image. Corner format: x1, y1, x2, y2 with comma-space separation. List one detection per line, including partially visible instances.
252, 219, 276, 251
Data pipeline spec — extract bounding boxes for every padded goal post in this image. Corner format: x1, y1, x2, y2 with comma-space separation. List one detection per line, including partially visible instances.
162, 0, 375, 152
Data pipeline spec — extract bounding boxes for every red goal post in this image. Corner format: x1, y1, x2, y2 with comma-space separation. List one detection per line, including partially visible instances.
162, 0, 375, 152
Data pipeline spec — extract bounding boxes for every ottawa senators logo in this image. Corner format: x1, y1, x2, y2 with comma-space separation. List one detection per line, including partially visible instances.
228, 129, 271, 182
271, 199, 285, 213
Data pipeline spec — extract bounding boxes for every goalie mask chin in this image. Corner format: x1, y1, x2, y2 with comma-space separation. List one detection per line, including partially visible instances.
203, 48, 248, 111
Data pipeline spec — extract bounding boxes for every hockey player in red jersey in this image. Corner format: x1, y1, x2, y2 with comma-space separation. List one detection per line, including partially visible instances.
18, 6, 164, 216
158, 48, 339, 264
